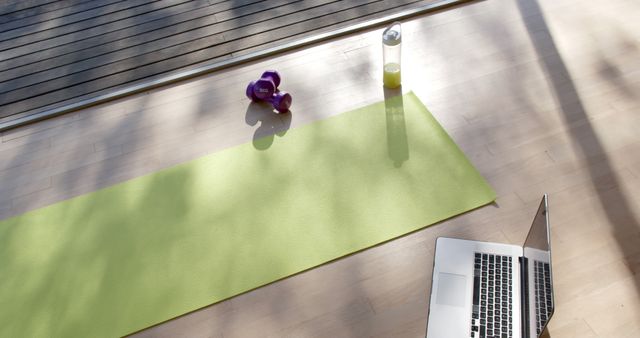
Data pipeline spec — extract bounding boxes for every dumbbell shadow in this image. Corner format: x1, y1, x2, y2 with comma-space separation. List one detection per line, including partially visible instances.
245, 101, 292, 150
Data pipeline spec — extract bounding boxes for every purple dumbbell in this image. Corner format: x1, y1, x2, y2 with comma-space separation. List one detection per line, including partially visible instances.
246, 70, 292, 113
247, 70, 281, 100
246, 85, 292, 113
269, 91, 292, 113
256, 91, 292, 113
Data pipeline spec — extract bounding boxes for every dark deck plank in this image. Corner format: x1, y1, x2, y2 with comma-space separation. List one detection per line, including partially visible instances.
0, 0, 260, 66
0, 0, 251, 74
0, 0, 382, 103
0, 0, 134, 36
0, 0, 340, 90
0, 0, 182, 52
0, 0, 448, 120
0, 0, 71, 21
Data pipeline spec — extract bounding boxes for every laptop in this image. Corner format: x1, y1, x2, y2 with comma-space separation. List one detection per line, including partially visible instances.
426, 195, 554, 338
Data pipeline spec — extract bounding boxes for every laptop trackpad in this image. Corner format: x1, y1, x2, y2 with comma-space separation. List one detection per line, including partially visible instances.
436, 273, 467, 307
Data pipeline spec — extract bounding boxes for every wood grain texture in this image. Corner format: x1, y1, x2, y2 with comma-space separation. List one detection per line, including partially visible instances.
0, 0, 80, 24
1, 0, 639, 336
0, 0, 442, 119
0, 0, 122, 31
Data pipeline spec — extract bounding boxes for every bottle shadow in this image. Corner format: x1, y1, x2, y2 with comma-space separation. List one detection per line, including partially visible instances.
245, 101, 292, 151
383, 86, 409, 167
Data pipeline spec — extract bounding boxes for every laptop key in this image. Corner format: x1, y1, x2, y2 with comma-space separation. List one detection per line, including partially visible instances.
471, 252, 516, 338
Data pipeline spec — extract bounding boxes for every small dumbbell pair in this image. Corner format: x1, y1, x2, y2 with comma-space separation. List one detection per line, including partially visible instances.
246, 70, 292, 113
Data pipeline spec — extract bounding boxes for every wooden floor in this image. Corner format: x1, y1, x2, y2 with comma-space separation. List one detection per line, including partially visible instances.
1, 0, 640, 336
0, 0, 443, 122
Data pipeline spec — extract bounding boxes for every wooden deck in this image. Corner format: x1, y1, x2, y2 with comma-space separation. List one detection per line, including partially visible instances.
0, 0, 445, 122
1, 0, 639, 336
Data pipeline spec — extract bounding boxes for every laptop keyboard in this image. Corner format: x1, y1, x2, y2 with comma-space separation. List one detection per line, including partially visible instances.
534, 261, 553, 335
471, 253, 513, 338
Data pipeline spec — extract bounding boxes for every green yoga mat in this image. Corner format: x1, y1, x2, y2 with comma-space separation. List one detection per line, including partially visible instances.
0, 92, 494, 337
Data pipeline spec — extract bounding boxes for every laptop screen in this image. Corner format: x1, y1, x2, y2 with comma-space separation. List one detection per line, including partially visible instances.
523, 195, 554, 338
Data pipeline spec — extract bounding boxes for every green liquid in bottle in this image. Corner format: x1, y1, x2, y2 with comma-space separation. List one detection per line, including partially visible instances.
383, 63, 401, 88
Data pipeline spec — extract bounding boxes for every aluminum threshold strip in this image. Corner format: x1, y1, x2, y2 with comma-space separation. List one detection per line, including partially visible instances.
0, 0, 469, 132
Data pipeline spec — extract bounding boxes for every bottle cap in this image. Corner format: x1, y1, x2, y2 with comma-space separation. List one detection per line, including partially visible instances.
382, 22, 402, 46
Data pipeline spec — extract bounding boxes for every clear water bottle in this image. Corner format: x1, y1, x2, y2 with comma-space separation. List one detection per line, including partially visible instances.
382, 22, 402, 88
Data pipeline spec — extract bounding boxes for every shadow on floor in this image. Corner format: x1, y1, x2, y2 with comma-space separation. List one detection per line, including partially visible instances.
516, 0, 640, 297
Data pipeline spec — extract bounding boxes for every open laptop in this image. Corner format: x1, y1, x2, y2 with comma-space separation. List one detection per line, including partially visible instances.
426, 195, 554, 338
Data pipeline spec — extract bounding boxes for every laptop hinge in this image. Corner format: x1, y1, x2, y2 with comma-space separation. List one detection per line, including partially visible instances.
519, 256, 530, 338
